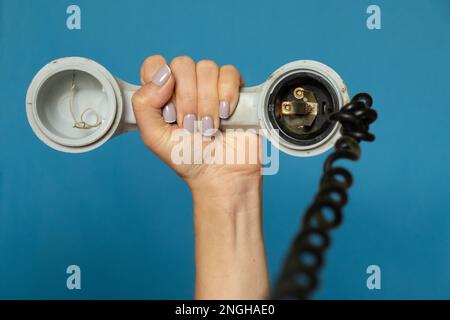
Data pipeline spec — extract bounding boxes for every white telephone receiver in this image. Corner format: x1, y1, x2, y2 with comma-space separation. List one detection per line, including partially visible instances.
26, 57, 349, 156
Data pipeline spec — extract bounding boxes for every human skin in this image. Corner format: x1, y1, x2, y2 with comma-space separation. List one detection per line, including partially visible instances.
132, 55, 269, 299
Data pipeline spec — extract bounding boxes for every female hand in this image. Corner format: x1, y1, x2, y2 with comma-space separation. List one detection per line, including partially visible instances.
132, 55, 269, 299
131, 55, 261, 189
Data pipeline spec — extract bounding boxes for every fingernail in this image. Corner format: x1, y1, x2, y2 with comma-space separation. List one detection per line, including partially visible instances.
202, 116, 215, 136
152, 65, 171, 86
183, 114, 197, 133
219, 100, 230, 119
162, 102, 176, 123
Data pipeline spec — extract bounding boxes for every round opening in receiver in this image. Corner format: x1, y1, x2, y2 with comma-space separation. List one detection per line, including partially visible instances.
34, 70, 115, 147
26, 57, 123, 153
267, 72, 339, 147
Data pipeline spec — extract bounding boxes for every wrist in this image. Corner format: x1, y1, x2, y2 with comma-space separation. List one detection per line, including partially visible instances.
192, 175, 262, 237
191, 175, 269, 299
190, 174, 262, 204
191, 174, 262, 227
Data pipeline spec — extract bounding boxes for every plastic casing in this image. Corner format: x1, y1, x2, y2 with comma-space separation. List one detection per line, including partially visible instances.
26, 57, 349, 156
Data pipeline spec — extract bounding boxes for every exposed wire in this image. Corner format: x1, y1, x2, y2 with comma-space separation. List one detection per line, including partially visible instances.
68, 71, 102, 129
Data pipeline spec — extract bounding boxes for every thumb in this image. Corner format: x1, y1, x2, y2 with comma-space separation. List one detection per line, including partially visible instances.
132, 55, 175, 154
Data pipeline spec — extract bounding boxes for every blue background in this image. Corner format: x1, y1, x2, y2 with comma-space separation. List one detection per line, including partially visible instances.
1, 0, 449, 299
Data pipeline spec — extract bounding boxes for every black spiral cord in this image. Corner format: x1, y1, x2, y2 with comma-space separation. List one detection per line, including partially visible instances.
272, 93, 378, 300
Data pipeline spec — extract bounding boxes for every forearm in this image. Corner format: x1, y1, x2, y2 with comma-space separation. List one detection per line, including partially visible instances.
191, 175, 269, 300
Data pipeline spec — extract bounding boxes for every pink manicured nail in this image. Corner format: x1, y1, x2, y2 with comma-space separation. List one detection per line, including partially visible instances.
162, 102, 176, 123
183, 114, 197, 133
152, 65, 171, 86
202, 116, 214, 136
219, 100, 230, 119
